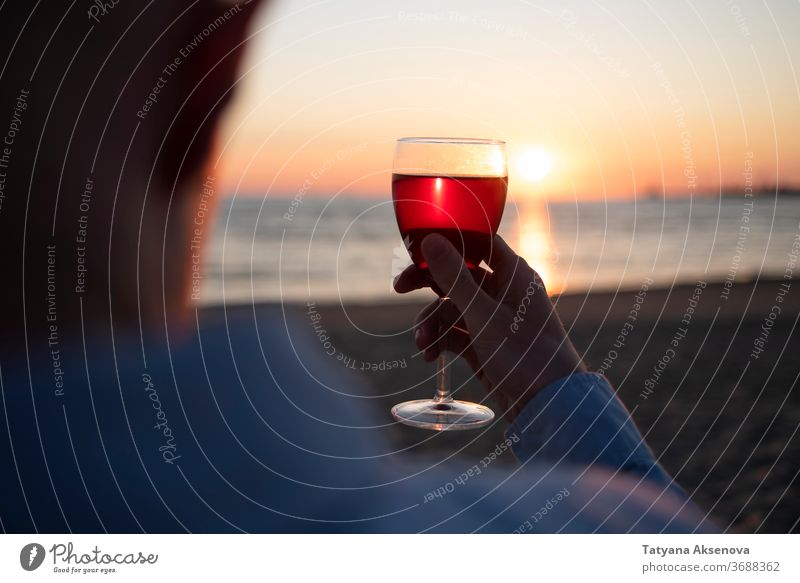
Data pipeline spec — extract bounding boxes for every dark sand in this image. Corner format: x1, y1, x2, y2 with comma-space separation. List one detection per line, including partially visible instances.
297, 278, 800, 533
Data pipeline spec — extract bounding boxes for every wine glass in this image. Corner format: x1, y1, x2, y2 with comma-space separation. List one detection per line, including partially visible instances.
391, 137, 507, 430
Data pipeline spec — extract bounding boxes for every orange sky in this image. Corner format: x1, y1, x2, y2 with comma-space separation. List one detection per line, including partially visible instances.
214, 0, 800, 201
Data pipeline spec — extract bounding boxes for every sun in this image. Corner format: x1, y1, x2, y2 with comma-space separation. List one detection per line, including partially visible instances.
517, 148, 554, 182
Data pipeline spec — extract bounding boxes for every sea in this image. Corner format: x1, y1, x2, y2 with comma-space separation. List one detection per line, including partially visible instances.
199, 194, 800, 305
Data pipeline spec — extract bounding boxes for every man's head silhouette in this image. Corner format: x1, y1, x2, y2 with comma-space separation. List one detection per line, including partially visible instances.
0, 1, 265, 340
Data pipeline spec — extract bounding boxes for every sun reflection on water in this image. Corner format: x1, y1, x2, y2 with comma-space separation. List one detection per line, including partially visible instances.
514, 200, 562, 295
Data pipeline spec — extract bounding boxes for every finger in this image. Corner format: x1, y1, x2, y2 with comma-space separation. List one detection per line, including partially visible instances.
393, 264, 429, 293
486, 235, 546, 299
421, 234, 496, 320
487, 235, 543, 286
393, 256, 492, 295
422, 328, 482, 371
413, 301, 441, 350
414, 300, 467, 350
485, 235, 523, 280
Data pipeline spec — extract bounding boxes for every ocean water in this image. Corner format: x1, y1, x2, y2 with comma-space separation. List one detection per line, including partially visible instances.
199, 195, 800, 305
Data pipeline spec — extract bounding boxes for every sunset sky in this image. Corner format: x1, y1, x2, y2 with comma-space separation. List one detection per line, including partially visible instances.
215, 0, 800, 201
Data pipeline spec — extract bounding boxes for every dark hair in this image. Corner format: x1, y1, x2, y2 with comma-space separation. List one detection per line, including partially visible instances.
0, 2, 261, 338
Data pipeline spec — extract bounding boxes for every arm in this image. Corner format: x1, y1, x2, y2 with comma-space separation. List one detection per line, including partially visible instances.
506, 371, 683, 496
395, 235, 681, 495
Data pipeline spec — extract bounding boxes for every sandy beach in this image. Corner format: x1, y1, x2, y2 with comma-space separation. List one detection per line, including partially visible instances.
292, 278, 800, 533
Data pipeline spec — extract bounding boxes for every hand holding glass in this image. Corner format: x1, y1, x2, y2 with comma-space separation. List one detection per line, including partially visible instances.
391, 137, 507, 430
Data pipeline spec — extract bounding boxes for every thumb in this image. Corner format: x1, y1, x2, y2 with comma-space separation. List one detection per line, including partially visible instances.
421, 234, 496, 319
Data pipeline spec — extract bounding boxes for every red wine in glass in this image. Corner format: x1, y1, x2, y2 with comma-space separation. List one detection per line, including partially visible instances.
392, 174, 507, 270
390, 137, 507, 431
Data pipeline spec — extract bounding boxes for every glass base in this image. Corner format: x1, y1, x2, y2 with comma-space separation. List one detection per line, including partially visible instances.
391, 399, 495, 431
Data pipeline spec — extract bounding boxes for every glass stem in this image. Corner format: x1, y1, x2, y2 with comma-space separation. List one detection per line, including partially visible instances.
434, 351, 453, 402
433, 298, 453, 403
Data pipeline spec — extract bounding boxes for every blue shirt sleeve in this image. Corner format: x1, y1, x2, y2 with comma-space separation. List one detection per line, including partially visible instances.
505, 372, 684, 498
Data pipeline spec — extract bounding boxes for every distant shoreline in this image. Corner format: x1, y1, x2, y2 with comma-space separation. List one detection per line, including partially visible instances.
720, 186, 800, 198
221, 187, 800, 200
